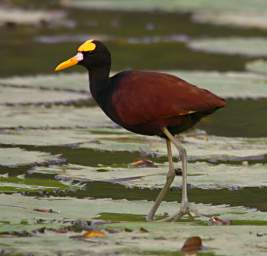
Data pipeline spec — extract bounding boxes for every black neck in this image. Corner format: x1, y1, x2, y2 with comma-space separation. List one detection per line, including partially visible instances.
88, 65, 110, 102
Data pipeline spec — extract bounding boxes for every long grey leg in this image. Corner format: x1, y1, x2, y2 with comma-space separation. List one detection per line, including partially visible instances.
146, 139, 175, 221
162, 127, 198, 221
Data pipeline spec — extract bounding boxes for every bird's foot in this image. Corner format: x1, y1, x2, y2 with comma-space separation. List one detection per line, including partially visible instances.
157, 202, 199, 222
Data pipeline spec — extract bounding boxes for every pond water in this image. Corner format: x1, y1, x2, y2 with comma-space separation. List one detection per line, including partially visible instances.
1, 1, 267, 255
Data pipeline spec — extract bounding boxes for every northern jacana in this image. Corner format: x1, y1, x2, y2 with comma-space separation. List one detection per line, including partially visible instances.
55, 40, 225, 221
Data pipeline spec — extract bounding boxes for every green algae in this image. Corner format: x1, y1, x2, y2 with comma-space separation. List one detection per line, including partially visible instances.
0, 147, 61, 168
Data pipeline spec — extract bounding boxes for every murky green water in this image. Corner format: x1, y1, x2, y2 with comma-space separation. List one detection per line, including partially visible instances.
1, 1, 267, 255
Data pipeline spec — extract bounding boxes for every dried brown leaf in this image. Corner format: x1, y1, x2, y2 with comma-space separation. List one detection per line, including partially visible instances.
83, 230, 106, 238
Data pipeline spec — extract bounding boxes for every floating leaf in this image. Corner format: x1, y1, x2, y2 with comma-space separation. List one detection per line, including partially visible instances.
0, 8, 66, 26
60, 0, 267, 13
193, 11, 267, 29
246, 60, 267, 75
0, 86, 89, 105
0, 147, 60, 168
0, 105, 112, 129
83, 229, 106, 238
1, 194, 267, 255
2, 70, 267, 99
31, 160, 267, 190
189, 38, 267, 57
0, 73, 89, 92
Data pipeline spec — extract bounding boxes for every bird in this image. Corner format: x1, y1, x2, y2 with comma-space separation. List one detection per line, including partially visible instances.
55, 39, 225, 221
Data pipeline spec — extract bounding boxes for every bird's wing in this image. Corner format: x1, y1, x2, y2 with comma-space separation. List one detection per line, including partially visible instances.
111, 71, 225, 126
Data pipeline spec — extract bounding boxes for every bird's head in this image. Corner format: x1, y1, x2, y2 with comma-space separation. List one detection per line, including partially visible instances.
54, 39, 111, 72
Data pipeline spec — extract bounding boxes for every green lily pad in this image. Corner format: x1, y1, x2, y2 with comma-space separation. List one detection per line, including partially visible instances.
193, 11, 267, 29
1, 194, 267, 256
0, 148, 60, 168
0, 8, 66, 26
157, 70, 267, 99
0, 86, 89, 105
0, 105, 112, 129
60, 0, 267, 13
3, 70, 267, 100
0, 73, 89, 92
246, 60, 267, 75
30, 160, 267, 190
60, 0, 267, 31
105, 222, 267, 256
2, 127, 266, 163
189, 38, 267, 57
1, 194, 267, 224
79, 133, 267, 163
148, 135, 267, 162
0, 129, 101, 146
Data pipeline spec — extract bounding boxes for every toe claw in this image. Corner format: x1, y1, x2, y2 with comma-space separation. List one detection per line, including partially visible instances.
155, 203, 199, 222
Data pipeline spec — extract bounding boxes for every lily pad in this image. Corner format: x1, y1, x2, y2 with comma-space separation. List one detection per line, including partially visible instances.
1, 194, 267, 256
0, 105, 112, 129
0, 86, 89, 105
60, 0, 267, 30
148, 135, 267, 162
79, 133, 267, 163
189, 38, 267, 57
193, 11, 267, 30
60, 0, 267, 13
3, 70, 267, 99
0, 8, 66, 26
106, 222, 267, 256
1, 127, 266, 163
0, 176, 68, 194
0, 129, 100, 146
246, 60, 267, 75
0, 73, 89, 92
0, 148, 60, 168
1, 194, 267, 224
30, 161, 267, 190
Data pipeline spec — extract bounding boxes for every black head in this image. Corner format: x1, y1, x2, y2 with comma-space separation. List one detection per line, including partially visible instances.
55, 40, 111, 72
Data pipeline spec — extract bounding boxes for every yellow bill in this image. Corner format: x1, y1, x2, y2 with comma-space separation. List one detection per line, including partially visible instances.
54, 53, 83, 72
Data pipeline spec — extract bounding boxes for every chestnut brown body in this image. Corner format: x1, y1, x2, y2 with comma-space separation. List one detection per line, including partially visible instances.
100, 70, 225, 137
